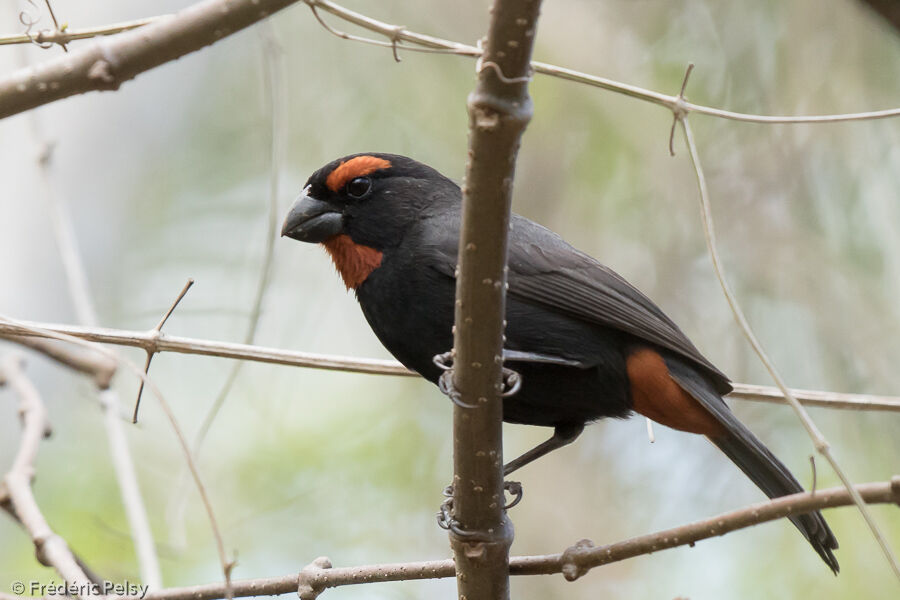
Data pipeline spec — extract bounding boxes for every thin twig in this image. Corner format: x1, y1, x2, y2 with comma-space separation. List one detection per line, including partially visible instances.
1, 320, 898, 411
134, 479, 900, 600
678, 110, 900, 579
194, 20, 285, 451
133, 278, 195, 423
170, 18, 287, 551
0, 314, 234, 598
0, 15, 165, 46
307, 0, 900, 125
30, 64, 163, 585
0, 355, 96, 591
41, 0, 67, 51
1, 0, 899, 124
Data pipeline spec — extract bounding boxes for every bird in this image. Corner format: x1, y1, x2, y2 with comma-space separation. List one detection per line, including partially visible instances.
281, 152, 839, 572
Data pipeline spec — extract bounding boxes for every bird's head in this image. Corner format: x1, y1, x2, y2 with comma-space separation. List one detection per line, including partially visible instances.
281, 153, 458, 289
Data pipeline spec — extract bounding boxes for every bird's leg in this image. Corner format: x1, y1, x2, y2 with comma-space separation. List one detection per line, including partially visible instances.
503, 423, 585, 476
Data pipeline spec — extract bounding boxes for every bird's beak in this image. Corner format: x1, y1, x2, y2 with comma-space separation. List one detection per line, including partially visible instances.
281, 191, 343, 243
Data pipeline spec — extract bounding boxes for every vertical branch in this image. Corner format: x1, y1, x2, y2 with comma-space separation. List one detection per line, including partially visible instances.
450, 1, 543, 599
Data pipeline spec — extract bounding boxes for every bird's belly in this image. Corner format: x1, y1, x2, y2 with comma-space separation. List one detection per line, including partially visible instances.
356, 266, 455, 381
356, 267, 633, 428
502, 300, 632, 426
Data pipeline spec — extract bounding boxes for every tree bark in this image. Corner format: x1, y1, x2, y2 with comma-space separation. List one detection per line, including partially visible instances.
449, 1, 543, 599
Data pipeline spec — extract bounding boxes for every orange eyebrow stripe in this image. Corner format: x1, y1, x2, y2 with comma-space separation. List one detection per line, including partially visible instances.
325, 156, 392, 192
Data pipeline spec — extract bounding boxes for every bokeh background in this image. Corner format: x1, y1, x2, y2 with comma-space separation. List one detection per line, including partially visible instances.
1, 0, 899, 598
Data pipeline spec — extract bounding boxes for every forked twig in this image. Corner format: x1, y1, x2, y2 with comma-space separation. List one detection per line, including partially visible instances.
133, 278, 194, 423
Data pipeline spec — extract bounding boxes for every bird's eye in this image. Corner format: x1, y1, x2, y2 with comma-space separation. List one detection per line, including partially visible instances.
346, 177, 372, 199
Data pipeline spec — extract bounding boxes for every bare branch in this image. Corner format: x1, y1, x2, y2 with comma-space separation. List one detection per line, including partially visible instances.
4, 334, 116, 388
443, 1, 544, 598
0, 319, 411, 373
134, 479, 900, 600
194, 21, 286, 448
678, 110, 900, 579
171, 21, 288, 552
728, 384, 900, 412
524, 477, 900, 581
28, 63, 163, 585
0, 355, 96, 591
0, 315, 233, 597
0, 0, 302, 120
2, 1, 898, 124
307, 1, 900, 125
2, 319, 898, 412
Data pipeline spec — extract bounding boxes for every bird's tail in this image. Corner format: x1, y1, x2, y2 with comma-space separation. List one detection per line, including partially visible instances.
665, 358, 840, 573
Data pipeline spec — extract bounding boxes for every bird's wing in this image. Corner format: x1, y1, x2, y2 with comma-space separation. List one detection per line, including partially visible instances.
421, 212, 731, 391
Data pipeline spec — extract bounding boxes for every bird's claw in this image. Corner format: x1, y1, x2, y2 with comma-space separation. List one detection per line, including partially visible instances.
432, 351, 454, 371
436, 489, 476, 537
434, 351, 522, 405
437, 483, 520, 534
500, 367, 522, 397
503, 480, 524, 509
438, 370, 479, 408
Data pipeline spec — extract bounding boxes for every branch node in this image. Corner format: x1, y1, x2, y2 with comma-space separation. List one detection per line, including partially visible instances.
133, 278, 194, 422
668, 62, 694, 156
560, 538, 595, 581
387, 24, 405, 62
297, 556, 332, 600
86, 59, 117, 88
503, 480, 523, 509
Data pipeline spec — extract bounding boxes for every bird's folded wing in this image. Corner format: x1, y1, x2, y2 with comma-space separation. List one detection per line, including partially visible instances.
422, 212, 730, 392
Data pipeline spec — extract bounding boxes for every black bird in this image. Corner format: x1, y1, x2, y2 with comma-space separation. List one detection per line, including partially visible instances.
281, 152, 839, 572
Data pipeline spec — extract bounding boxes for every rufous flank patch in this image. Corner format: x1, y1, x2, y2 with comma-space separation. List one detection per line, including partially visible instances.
626, 348, 725, 436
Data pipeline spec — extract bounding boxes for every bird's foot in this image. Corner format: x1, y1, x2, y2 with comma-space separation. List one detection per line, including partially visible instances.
503, 480, 524, 509
436, 482, 523, 533
436, 485, 475, 536
432, 350, 522, 406
500, 367, 522, 397
433, 350, 454, 371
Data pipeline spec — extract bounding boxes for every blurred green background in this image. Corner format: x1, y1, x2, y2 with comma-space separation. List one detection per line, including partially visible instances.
1, 0, 899, 598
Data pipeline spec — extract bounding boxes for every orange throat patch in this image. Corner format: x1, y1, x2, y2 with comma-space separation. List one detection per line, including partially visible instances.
322, 235, 383, 290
